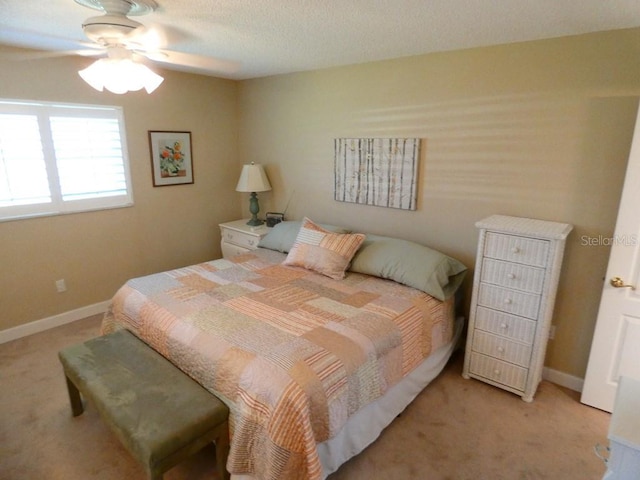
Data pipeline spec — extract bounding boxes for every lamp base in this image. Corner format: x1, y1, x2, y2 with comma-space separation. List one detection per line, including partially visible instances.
246, 192, 263, 226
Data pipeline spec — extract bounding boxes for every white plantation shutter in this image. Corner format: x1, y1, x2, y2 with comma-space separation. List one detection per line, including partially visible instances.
0, 100, 132, 221
50, 116, 127, 201
0, 113, 51, 207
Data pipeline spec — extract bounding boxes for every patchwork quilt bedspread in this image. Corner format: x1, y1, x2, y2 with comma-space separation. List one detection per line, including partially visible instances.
102, 248, 455, 480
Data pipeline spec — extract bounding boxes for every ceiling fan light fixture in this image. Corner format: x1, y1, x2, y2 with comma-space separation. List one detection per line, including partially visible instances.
79, 56, 164, 94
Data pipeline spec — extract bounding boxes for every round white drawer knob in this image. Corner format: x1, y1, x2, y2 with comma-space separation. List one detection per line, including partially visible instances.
494, 369, 501, 376
507, 273, 516, 280
497, 347, 505, 353
500, 323, 508, 329
511, 247, 520, 254
504, 298, 512, 305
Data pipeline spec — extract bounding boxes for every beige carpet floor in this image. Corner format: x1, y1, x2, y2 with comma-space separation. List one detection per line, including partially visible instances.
0, 315, 611, 480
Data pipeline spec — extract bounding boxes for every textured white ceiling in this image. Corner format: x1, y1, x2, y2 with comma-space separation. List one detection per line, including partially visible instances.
1, 0, 640, 80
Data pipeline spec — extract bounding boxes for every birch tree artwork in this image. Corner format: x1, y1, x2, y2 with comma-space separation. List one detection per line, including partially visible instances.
334, 138, 420, 210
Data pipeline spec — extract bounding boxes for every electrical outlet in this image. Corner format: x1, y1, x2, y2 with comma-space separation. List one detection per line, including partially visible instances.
549, 325, 556, 340
55, 279, 67, 293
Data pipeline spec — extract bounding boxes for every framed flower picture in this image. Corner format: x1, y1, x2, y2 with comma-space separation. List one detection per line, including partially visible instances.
148, 131, 194, 186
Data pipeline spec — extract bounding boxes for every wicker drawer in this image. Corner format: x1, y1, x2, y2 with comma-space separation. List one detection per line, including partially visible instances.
477, 284, 541, 320
221, 229, 261, 249
480, 258, 545, 294
471, 330, 533, 367
484, 232, 550, 267
474, 306, 536, 344
468, 352, 528, 391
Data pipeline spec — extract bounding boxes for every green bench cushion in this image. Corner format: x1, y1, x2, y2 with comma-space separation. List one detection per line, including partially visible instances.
59, 329, 229, 474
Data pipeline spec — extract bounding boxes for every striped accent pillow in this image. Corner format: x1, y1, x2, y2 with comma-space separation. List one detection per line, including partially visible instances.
284, 217, 365, 279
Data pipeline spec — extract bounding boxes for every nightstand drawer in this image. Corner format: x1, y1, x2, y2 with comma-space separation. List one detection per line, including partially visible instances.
480, 258, 545, 294
468, 352, 528, 391
474, 306, 536, 344
471, 330, 533, 367
221, 242, 250, 259
478, 283, 541, 320
222, 229, 261, 249
484, 232, 550, 267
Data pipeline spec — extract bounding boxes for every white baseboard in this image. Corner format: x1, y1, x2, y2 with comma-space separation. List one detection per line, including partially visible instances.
543, 367, 584, 393
0, 300, 110, 345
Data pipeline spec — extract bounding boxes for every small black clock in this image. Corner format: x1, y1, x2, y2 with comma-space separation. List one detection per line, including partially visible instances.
265, 212, 284, 227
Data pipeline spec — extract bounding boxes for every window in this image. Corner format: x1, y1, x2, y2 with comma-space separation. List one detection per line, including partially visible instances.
0, 99, 133, 221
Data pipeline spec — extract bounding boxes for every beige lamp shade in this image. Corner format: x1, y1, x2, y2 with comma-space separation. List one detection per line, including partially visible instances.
236, 163, 271, 226
235, 163, 272, 193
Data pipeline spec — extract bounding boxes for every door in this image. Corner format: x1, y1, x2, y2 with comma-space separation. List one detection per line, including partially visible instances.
581, 105, 640, 412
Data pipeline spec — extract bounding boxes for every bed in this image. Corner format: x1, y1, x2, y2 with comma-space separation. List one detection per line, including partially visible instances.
101, 218, 467, 480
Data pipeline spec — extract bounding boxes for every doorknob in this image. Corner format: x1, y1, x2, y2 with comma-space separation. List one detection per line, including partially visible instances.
610, 277, 636, 290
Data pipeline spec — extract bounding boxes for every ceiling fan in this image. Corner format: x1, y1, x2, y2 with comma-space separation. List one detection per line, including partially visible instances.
71, 0, 239, 93
74, 0, 168, 93
2, 0, 238, 93
77, 0, 168, 62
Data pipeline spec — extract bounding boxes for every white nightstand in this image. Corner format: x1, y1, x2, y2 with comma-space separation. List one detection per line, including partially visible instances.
219, 219, 269, 259
462, 215, 572, 402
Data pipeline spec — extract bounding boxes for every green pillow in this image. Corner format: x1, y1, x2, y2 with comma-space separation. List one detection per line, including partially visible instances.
258, 220, 350, 253
349, 234, 467, 301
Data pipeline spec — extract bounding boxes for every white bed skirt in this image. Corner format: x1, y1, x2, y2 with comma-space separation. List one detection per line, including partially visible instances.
232, 316, 463, 480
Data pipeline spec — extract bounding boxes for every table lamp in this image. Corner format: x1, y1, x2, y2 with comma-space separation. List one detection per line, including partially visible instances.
235, 163, 272, 226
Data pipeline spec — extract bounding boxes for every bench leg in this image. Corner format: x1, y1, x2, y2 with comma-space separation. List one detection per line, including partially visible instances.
64, 375, 84, 417
215, 422, 230, 480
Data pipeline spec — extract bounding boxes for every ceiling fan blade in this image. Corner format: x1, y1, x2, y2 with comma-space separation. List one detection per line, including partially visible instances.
148, 49, 241, 76
0, 47, 104, 62
124, 22, 198, 52
124, 24, 170, 50
0, 26, 91, 54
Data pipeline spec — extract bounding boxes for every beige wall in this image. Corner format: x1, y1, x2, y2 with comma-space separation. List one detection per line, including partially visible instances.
0, 46, 242, 330
238, 28, 640, 378
3, 27, 640, 380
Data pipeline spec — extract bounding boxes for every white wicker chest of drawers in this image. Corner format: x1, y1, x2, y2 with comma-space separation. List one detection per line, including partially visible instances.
462, 215, 573, 402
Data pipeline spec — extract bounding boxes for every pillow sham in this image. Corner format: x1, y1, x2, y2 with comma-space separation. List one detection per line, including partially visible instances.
349, 234, 467, 301
283, 218, 365, 280
258, 220, 350, 253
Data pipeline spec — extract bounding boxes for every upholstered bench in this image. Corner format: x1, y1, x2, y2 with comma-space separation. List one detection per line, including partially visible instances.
58, 329, 230, 480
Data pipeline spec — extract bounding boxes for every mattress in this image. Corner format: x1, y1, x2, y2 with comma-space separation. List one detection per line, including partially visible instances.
317, 315, 462, 478
102, 248, 456, 480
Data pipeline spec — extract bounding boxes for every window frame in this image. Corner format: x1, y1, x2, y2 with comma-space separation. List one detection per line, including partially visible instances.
0, 99, 134, 222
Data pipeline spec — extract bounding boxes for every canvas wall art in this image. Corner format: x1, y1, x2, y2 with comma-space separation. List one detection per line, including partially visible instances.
334, 138, 420, 210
